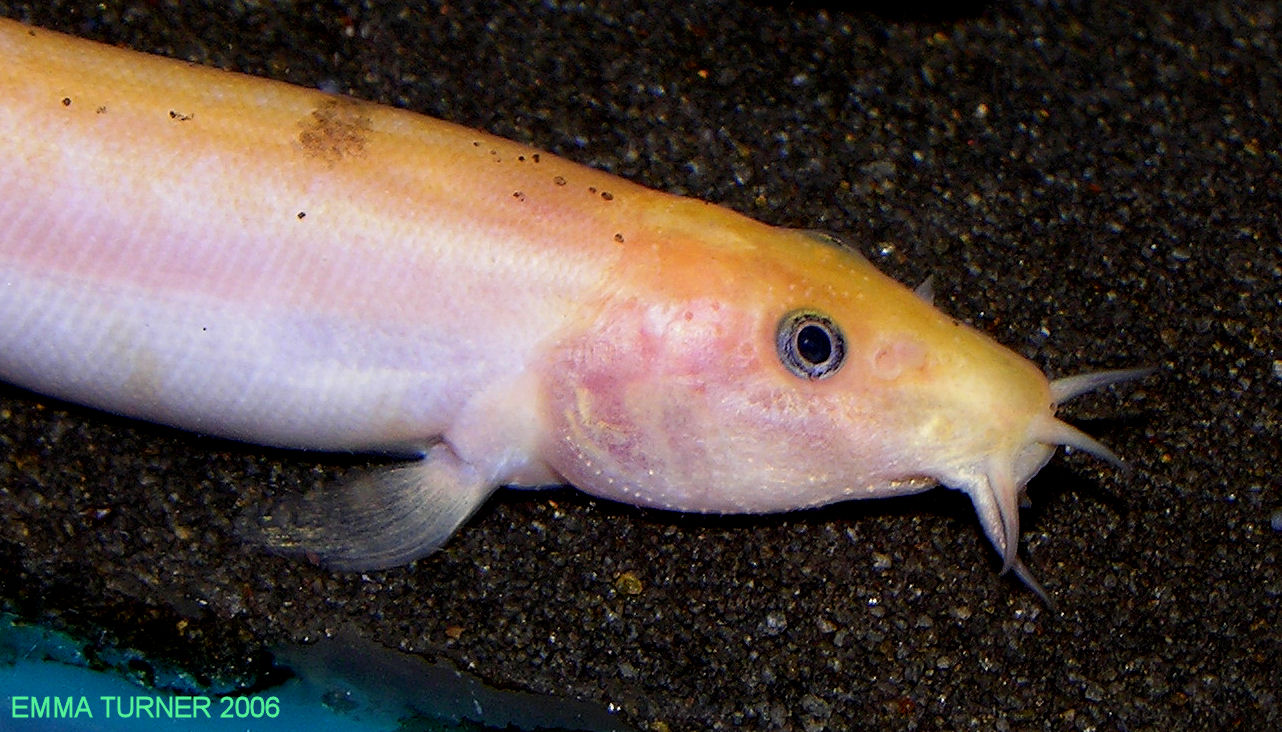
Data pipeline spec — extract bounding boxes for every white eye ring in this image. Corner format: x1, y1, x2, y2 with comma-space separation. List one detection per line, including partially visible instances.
776, 310, 845, 380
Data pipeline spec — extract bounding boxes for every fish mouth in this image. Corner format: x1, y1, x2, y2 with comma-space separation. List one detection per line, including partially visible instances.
961, 367, 1152, 605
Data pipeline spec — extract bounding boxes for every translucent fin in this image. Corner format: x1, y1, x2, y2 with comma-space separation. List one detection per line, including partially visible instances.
913, 275, 936, 305
1050, 366, 1153, 405
245, 443, 496, 571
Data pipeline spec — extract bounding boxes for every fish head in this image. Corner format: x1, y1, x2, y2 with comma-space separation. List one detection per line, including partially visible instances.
536, 205, 1133, 588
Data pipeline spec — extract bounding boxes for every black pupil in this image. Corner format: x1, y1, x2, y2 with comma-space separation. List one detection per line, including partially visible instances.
795, 324, 832, 365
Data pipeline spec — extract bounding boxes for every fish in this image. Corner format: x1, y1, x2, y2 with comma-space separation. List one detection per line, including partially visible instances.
0, 16, 1147, 602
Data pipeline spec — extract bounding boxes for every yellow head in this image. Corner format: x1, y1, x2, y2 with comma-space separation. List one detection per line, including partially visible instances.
535, 198, 1141, 598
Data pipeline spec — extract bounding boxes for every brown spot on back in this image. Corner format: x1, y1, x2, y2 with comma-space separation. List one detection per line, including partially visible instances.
298, 98, 372, 165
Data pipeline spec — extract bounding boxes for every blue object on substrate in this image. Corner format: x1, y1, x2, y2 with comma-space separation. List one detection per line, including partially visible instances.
0, 613, 632, 732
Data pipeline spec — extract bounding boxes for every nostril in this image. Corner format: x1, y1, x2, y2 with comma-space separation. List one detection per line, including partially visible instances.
870, 338, 927, 380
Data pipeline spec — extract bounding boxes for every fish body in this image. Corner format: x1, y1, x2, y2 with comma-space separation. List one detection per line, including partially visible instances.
0, 18, 1142, 595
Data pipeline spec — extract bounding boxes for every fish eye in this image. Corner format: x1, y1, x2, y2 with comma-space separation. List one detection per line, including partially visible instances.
776, 310, 845, 380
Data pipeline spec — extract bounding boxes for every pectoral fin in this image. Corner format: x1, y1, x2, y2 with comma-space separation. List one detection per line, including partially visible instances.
247, 442, 495, 571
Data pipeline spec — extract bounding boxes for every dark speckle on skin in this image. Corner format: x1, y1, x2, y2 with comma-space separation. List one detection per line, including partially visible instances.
297, 98, 371, 164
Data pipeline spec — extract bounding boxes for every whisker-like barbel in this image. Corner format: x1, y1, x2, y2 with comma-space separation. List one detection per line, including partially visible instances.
1050, 367, 1154, 405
